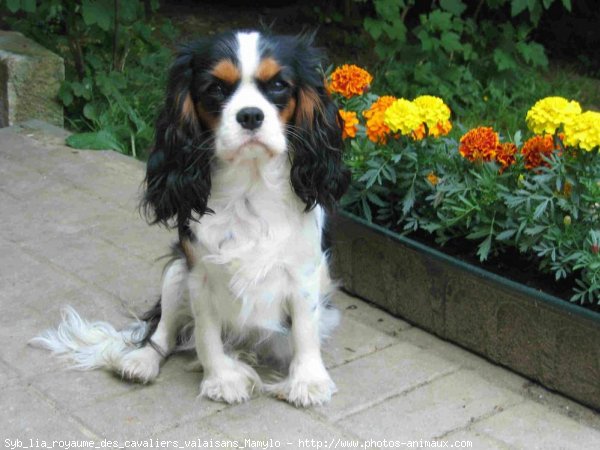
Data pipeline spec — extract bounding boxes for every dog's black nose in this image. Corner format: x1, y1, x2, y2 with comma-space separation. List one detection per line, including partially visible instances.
236, 107, 264, 130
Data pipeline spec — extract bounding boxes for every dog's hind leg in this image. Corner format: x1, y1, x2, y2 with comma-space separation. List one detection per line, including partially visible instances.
120, 255, 189, 382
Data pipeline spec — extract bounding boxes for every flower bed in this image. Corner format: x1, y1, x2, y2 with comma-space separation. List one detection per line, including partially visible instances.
329, 65, 600, 305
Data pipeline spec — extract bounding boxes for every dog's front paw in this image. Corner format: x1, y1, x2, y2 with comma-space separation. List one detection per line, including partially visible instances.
199, 360, 261, 404
119, 346, 161, 383
266, 358, 337, 407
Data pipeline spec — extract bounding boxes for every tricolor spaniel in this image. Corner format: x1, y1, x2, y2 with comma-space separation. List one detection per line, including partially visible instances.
31, 30, 350, 407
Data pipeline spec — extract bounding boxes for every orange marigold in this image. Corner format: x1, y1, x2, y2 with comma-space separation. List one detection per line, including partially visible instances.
427, 171, 440, 186
520, 135, 561, 169
459, 127, 499, 162
328, 64, 373, 99
363, 95, 396, 143
339, 109, 358, 139
412, 120, 452, 140
496, 142, 517, 173
413, 123, 426, 141
432, 120, 453, 137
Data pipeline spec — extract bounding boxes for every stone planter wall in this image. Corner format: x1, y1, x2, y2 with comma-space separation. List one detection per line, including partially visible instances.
0, 31, 64, 128
329, 211, 600, 411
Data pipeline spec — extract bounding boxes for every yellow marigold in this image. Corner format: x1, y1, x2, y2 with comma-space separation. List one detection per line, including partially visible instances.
339, 109, 358, 139
520, 135, 560, 169
363, 95, 396, 144
328, 64, 373, 99
496, 142, 517, 173
384, 98, 422, 136
459, 127, 499, 162
526, 97, 582, 135
427, 171, 440, 186
563, 110, 600, 151
413, 95, 451, 130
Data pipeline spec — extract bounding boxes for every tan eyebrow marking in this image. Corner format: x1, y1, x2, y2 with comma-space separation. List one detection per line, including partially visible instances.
256, 57, 282, 82
211, 59, 240, 84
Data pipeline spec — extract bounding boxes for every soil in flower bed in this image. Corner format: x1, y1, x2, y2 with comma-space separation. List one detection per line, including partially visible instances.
384, 226, 600, 313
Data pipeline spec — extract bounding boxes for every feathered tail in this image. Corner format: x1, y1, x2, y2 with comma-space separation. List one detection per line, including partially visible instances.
29, 306, 150, 372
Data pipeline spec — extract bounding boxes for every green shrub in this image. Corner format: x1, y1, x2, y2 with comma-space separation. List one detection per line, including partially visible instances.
0, 0, 177, 158
362, 0, 573, 132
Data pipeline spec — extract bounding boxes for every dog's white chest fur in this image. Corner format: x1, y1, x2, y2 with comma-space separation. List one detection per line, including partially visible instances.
191, 156, 326, 332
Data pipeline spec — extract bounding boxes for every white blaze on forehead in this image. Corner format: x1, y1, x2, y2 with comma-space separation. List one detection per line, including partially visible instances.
236, 31, 261, 82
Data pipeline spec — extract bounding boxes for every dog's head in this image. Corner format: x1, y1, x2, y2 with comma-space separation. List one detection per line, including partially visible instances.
143, 30, 350, 231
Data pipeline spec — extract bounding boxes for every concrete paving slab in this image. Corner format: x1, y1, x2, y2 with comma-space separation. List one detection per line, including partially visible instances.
151, 420, 232, 445
317, 342, 459, 421
0, 384, 96, 440
473, 401, 600, 449
0, 358, 19, 388
442, 429, 512, 450
203, 397, 355, 444
0, 239, 85, 309
323, 315, 399, 368
335, 290, 412, 336
69, 354, 228, 441
337, 370, 523, 441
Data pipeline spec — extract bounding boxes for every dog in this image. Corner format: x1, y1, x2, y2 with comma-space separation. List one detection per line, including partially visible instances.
31, 30, 351, 407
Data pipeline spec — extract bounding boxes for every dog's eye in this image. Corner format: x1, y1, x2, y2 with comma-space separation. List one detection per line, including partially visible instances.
267, 79, 289, 94
207, 82, 229, 99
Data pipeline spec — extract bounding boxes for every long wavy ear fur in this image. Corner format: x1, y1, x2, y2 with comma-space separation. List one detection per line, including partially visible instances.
142, 44, 213, 232
289, 36, 351, 212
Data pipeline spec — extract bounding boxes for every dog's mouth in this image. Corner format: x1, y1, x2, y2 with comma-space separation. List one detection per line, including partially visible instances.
221, 137, 275, 162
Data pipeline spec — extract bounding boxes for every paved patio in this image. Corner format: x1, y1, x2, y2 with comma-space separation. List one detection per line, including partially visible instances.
1, 121, 599, 449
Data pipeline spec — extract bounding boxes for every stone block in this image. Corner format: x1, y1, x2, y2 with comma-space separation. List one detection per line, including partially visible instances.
337, 370, 522, 441
474, 401, 600, 449
0, 31, 64, 127
318, 342, 459, 421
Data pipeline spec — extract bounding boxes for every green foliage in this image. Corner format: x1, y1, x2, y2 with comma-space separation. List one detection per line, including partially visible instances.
362, 0, 573, 133
342, 119, 600, 303
0, 0, 177, 157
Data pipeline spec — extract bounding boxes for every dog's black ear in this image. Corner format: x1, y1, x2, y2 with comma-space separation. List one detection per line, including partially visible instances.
289, 37, 350, 212
142, 45, 213, 232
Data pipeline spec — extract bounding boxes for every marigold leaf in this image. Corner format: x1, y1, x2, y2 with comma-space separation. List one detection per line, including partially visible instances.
477, 235, 492, 261
496, 229, 517, 241
533, 199, 550, 219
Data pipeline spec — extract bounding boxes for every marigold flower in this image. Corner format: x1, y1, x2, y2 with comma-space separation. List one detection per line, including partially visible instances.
328, 65, 373, 99
496, 142, 517, 173
459, 127, 499, 162
412, 123, 426, 141
363, 95, 396, 144
427, 171, 440, 186
431, 120, 453, 137
384, 98, 422, 136
563, 110, 600, 151
411, 120, 452, 141
339, 109, 358, 139
520, 135, 561, 169
413, 95, 451, 130
526, 97, 582, 135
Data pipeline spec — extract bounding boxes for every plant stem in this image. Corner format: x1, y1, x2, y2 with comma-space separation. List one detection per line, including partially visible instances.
113, 0, 120, 72
130, 133, 136, 158
473, 0, 484, 22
